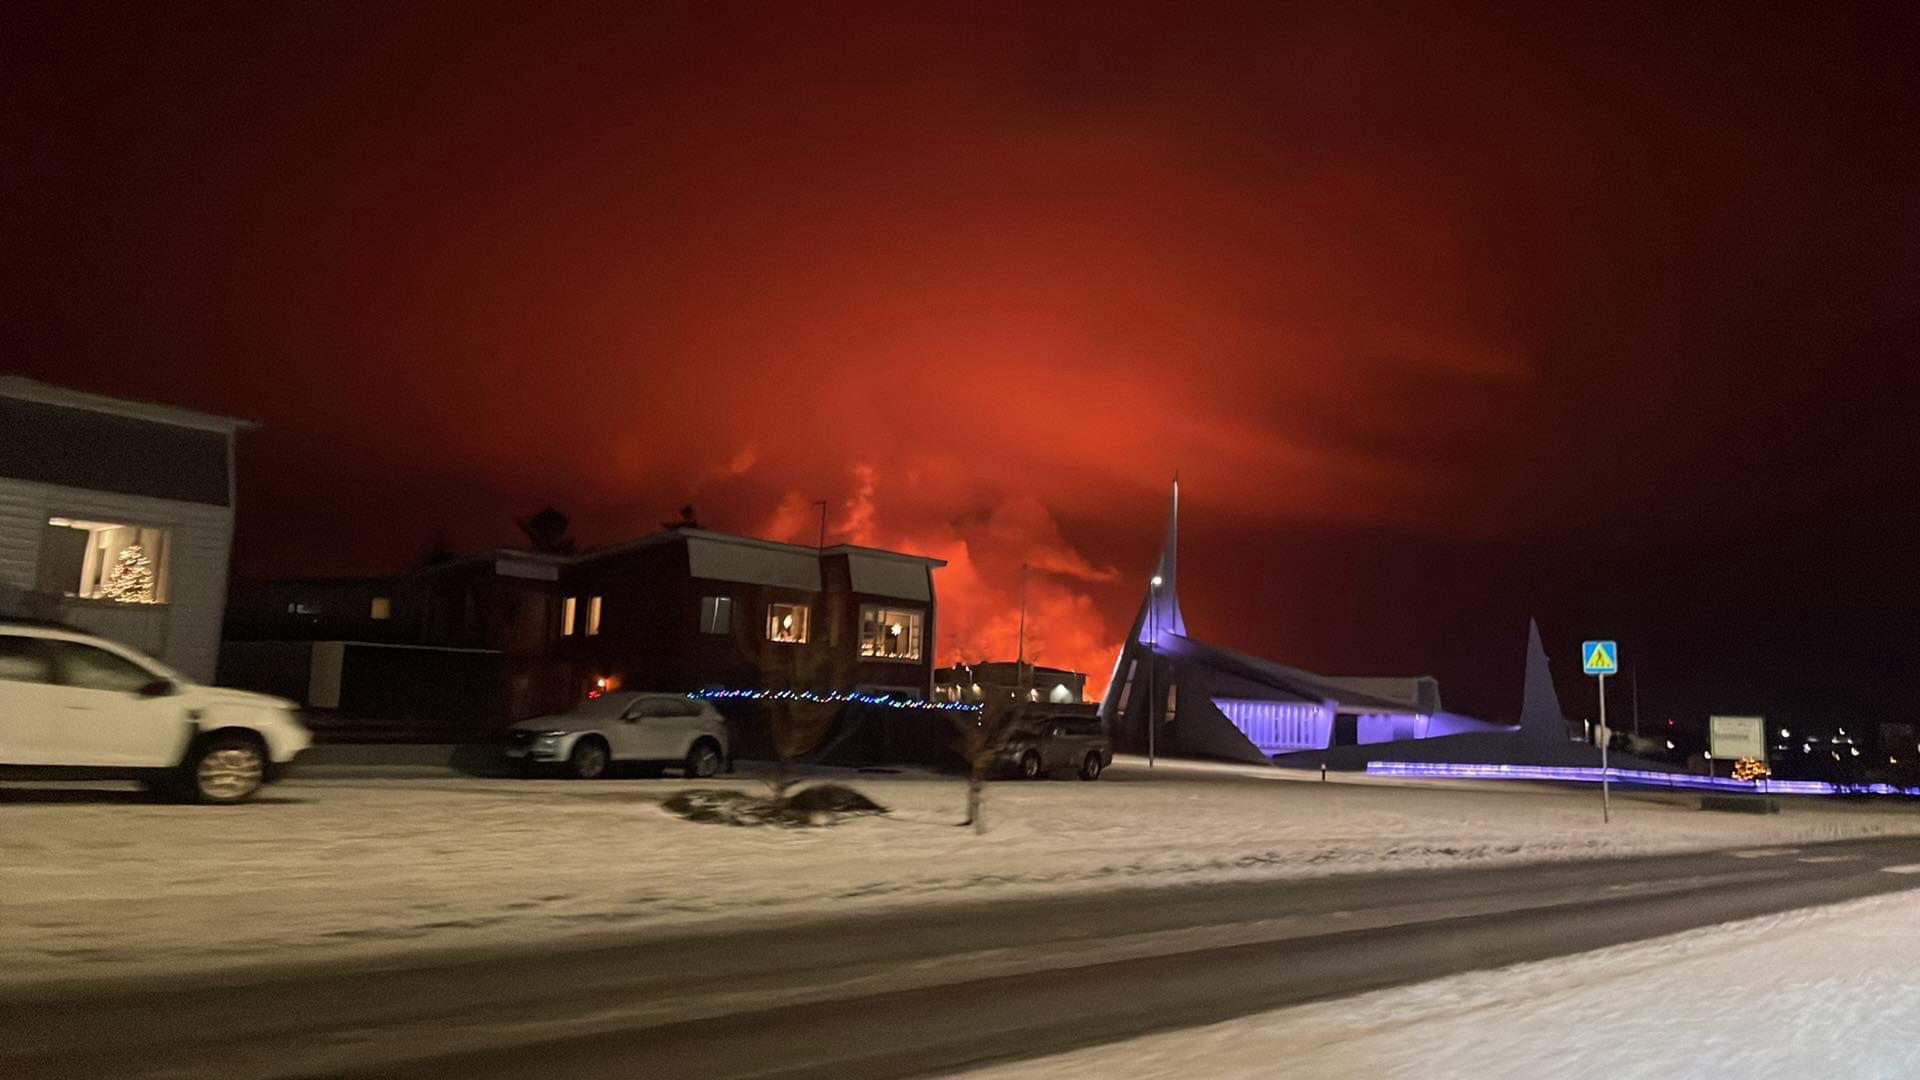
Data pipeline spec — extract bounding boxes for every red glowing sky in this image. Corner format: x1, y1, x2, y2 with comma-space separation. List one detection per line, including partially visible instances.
6, 5, 1916, 716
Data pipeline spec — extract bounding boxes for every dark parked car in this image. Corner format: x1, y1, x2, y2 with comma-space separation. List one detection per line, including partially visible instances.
999, 707, 1111, 780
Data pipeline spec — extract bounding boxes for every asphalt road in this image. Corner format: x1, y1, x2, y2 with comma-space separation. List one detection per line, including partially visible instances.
6, 833, 1919, 1080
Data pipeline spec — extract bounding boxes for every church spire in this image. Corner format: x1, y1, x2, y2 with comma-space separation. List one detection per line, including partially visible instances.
1141, 478, 1187, 644
1099, 478, 1190, 729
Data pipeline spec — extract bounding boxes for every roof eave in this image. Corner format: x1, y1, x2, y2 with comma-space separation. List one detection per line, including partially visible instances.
0, 376, 256, 433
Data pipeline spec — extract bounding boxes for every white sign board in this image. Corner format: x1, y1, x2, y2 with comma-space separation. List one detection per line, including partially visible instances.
1709, 715, 1767, 761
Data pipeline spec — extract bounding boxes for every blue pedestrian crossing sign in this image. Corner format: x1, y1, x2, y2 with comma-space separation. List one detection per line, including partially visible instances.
1581, 640, 1619, 676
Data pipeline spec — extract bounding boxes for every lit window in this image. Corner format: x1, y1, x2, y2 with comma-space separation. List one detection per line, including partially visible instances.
766, 602, 810, 644
587, 596, 603, 635
700, 596, 732, 634
1049, 683, 1074, 704
370, 597, 392, 620
561, 596, 578, 636
39, 518, 171, 605
859, 605, 923, 661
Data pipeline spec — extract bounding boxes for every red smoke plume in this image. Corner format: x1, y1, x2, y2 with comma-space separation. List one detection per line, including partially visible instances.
761, 464, 1125, 699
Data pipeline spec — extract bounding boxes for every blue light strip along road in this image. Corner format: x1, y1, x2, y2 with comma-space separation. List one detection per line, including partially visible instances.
1364, 761, 1920, 798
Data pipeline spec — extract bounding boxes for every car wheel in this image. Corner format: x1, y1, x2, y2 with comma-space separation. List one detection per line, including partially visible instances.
569, 738, 611, 780
685, 739, 722, 779
1079, 753, 1104, 781
189, 736, 267, 804
1020, 751, 1043, 779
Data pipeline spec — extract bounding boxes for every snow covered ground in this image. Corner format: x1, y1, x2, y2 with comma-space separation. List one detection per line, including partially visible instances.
5, 758, 1920, 988
957, 888, 1920, 1079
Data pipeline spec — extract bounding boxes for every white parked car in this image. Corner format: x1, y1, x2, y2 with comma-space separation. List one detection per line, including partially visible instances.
505, 692, 730, 779
0, 620, 311, 803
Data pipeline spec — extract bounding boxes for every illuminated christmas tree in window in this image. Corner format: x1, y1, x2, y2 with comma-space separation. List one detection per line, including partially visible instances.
99, 543, 158, 604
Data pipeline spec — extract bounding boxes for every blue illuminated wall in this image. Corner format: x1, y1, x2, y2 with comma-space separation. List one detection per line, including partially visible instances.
1213, 699, 1332, 754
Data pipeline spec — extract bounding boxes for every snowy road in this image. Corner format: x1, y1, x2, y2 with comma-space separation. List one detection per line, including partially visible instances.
8, 760, 1920, 990
963, 889, 1920, 1080
5, 832, 1919, 1079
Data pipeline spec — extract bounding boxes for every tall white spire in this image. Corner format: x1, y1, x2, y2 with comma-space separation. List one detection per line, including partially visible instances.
1100, 478, 1191, 727
1141, 478, 1187, 644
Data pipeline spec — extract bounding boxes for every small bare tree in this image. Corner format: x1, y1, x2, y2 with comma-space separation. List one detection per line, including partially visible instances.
765, 693, 837, 802
956, 698, 1013, 834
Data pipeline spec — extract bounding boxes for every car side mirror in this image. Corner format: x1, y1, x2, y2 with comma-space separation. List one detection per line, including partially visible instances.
138, 679, 178, 698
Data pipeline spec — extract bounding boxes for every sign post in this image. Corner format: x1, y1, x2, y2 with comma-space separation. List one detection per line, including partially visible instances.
1709, 715, 1766, 770
1583, 640, 1619, 823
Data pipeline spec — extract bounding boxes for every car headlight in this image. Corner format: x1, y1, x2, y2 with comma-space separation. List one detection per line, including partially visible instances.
535, 731, 566, 744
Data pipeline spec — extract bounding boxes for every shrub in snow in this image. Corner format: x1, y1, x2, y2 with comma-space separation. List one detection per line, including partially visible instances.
663, 784, 886, 828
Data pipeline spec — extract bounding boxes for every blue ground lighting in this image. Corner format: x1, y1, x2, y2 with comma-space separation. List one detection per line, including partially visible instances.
1365, 761, 1920, 798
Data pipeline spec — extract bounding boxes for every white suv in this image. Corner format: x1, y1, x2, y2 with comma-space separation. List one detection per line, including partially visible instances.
505, 692, 731, 779
0, 620, 310, 803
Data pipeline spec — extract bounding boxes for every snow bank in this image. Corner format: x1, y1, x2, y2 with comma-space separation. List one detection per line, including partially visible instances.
958, 888, 1920, 1079
4, 763, 1919, 988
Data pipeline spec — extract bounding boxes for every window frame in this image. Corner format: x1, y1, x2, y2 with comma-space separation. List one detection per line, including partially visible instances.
858, 605, 925, 663
699, 595, 733, 635
41, 516, 174, 606
765, 601, 811, 645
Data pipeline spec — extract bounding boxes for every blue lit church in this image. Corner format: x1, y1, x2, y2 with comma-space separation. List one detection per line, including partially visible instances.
1099, 484, 1649, 771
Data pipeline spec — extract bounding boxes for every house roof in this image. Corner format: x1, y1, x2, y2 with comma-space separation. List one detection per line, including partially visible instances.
0, 376, 256, 433
258, 532, 944, 596
402, 550, 572, 583
572, 527, 947, 568
937, 662, 1084, 680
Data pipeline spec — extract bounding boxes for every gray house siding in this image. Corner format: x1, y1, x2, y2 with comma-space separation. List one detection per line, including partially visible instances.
0, 477, 236, 681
